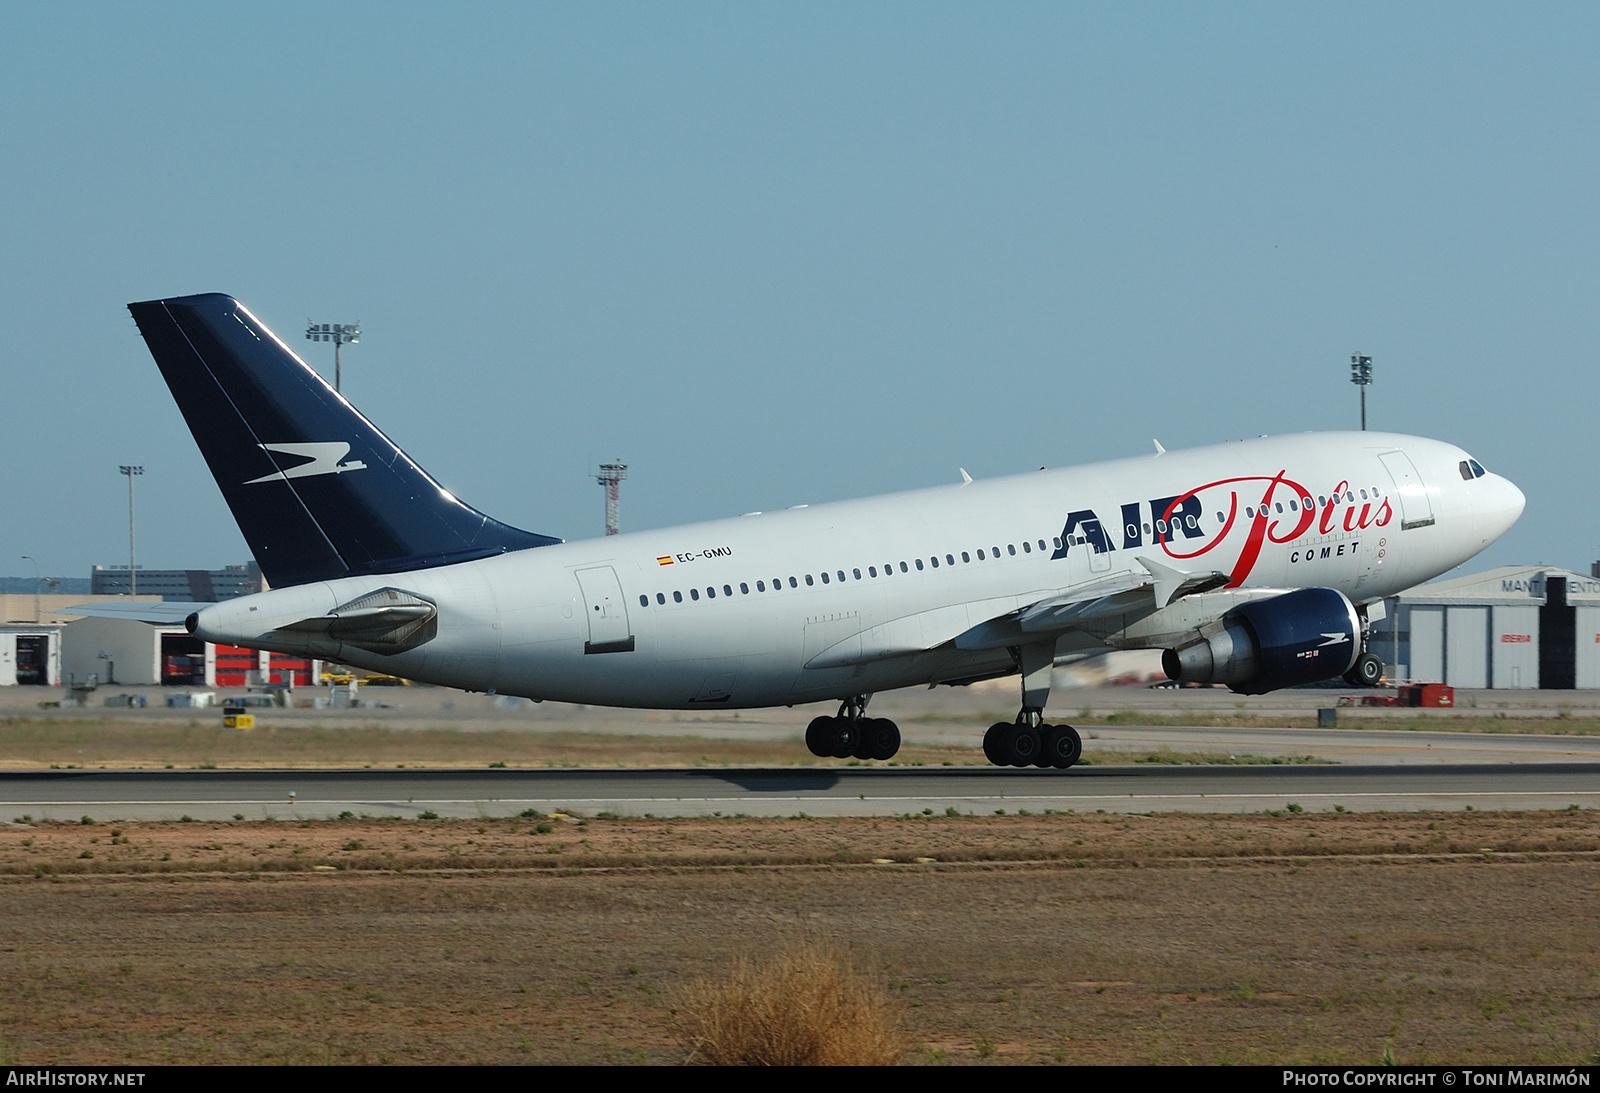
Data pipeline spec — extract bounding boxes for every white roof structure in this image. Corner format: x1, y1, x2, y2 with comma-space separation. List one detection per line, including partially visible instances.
1398, 565, 1600, 605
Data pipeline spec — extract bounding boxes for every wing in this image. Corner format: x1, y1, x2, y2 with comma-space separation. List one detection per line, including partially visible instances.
803, 558, 1235, 669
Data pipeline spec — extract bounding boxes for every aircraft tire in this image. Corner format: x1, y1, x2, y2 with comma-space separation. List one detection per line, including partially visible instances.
805, 716, 835, 758
864, 718, 901, 761
828, 718, 857, 759
1342, 652, 1384, 688
851, 721, 877, 760
982, 722, 1009, 765
1002, 723, 1040, 767
1041, 724, 1082, 769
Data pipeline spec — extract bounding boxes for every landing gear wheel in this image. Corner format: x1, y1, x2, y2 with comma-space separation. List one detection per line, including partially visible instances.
1343, 651, 1384, 687
859, 718, 901, 761
805, 716, 834, 757
827, 717, 857, 759
1002, 723, 1040, 768
1040, 724, 1082, 769
983, 722, 1010, 766
851, 722, 876, 760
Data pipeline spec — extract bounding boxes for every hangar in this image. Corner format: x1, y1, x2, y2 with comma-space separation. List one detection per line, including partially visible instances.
1370, 565, 1600, 689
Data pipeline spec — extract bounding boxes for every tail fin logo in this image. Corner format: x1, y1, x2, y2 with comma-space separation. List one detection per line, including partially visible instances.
244, 442, 369, 485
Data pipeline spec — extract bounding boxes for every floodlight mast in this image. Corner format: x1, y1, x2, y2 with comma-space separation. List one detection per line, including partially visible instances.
1350, 354, 1373, 431
595, 462, 628, 536
118, 465, 143, 596
306, 319, 360, 393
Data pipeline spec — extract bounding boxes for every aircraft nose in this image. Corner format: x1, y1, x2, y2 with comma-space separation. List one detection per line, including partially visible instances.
1485, 474, 1525, 540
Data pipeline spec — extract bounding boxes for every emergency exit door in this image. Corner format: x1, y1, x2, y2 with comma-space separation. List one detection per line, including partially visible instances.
574, 566, 636, 654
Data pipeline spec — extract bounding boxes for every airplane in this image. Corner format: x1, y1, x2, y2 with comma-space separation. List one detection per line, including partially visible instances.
122, 293, 1524, 768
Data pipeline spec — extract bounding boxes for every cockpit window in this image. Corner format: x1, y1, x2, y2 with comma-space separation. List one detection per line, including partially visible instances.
1469, 458, 1486, 478
1459, 460, 1474, 481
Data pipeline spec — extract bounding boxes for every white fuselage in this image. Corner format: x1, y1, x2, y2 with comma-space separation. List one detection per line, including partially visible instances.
192, 431, 1524, 710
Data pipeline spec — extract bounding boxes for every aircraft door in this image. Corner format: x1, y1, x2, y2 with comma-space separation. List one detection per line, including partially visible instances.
574, 566, 636, 654
1379, 452, 1435, 530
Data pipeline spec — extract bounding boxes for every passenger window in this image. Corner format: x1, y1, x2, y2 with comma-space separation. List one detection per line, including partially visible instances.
1359, 489, 1367, 500
656, 593, 665, 605
724, 584, 733, 597
930, 557, 938, 568
915, 559, 924, 571
707, 587, 716, 599
673, 591, 682, 603
900, 562, 908, 573
789, 577, 798, 588
1215, 511, 1225, 523
639, 595, 648, 607
1022, 541, 1031, 553
977, 549, 986, 560
869, 566, 877, 577
821, 572, 829, 584
757, 580, 766, 592
961, 551, 970, 563
838, 570, 847, 582
853, 568, 861, 580
1007, 544, 1016, 556
1038, 540, 1046, 551
690, 589, 699, 601
991, 546, 1000, 556
1142, 524, 1151, 535
805, 574, 814, 586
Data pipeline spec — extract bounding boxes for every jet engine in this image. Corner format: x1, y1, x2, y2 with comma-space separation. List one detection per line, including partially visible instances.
1161, 588, 1361, 695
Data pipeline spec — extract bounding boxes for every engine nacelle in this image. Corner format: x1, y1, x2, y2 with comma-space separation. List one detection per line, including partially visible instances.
1161, 588, 1361, 695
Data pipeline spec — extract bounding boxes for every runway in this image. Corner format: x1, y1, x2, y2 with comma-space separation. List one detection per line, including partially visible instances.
3, 761, 1598, 821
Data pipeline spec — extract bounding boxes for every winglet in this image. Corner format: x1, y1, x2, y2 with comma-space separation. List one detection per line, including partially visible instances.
959, 467, 973, 485
1152, 439, 1166, 456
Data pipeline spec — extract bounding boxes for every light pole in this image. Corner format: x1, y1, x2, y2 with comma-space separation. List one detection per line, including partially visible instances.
21, 555, 40, 623
1350, 354, 1373, 431
118, 465, 142, 596
306, 320, 360, 393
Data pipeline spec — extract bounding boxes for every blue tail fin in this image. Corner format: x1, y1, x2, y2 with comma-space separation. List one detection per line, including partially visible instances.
128, 293, 560, 588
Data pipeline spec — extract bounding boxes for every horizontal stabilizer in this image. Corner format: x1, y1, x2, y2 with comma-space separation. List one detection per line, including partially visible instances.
63, 602, 210, 626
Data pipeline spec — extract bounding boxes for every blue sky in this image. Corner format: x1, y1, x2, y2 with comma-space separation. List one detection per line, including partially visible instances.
2, 2, 1594, 578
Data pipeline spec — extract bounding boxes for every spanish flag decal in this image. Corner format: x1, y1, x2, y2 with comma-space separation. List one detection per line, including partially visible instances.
657, 556, 674, 566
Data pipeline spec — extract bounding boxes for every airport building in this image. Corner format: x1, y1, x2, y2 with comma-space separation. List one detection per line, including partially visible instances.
1370, 565, 1600, 689
0, 626, 59, 686
59, 615, 319, 689
90, 562, 264, 600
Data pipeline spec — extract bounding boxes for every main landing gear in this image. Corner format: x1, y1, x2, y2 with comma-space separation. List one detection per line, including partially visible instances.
805, 696, 901, 761
983, 715, 1082, 769
981, 641, 1083, 769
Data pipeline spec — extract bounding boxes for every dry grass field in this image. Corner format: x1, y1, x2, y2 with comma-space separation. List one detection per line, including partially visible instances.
1, 809, 1597, 1065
